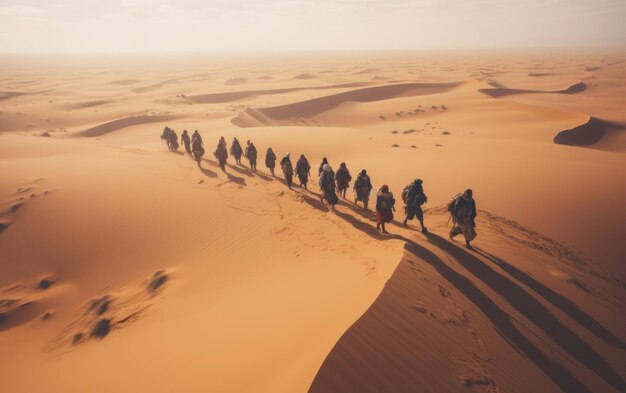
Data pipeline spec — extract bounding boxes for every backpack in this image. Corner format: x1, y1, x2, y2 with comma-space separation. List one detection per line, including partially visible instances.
248, 145, 257, 160
401, 185, 412, 204
446, 193, 463, 214
378, 193, 394, 210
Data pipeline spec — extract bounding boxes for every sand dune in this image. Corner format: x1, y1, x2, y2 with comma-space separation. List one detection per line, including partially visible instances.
65, 100, 112, 110
188, 82, 374, 104
225, 78, 248, 86
294, 73, 317, 80
479, 81, 586, 98
132, 79, 181, 94
232, 82, 460, 127
554, 117, 626, 152
108, 79, 142, 86
0, 92, 30, 102
80, 114, 181, 137
1, 52, 625, 393
310, 210, 626, 393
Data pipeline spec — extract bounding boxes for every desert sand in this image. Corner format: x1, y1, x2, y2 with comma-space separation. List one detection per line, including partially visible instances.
1, 50, 625, 393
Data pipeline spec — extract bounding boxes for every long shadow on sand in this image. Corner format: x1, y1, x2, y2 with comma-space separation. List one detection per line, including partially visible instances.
334, 209, 406, 242
203, 158, 246, 186
199, 167, 217, 178
337, 198, 377, 221
404, 239, 593, 393
474, 248, 626, 350
299, 192, 329, 213
425, 233, 626, 393
227, 163, 254, 177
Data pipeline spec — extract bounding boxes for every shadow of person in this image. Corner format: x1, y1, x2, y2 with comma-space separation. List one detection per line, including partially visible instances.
332, 208, 408, 242
227, 164, 254, 177
473, 247, 626, 350
337, 198, 377, 221
403, 239, 593, 393
254, 171, 274, 182
226, 173, 246, 186
299, 193, 329, 213
424, 232, 626, 393
200, 167, 217, 178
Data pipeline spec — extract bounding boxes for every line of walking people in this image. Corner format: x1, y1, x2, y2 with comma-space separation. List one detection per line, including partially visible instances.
161, 127, 478, 249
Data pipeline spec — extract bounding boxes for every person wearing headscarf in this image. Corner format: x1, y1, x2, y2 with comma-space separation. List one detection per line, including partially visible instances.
280, 153, 294, 189
402, 178, 428, 233
335, 162, 352, 199
353, 169, 373, 209
265, 147, 277, 175
376, 184, 395, 234
319, 164, 339, 210
296, 154, 312, 189
449, 189, 477, 249
231, 137, 244, 165
181, 130, 191, 154
318, 157, 329, 176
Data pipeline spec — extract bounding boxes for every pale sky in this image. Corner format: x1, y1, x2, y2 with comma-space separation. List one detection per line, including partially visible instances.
0, 0, 625, 53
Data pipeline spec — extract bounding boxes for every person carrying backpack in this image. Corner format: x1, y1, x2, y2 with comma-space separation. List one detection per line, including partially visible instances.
231, 137, 243, 165
280, 153, 294, 189
296, 154, 311, 189
168, 129, 179, 151
335, 162, 352, 199
192, 137, 205, 167
161, 126, 173, 149
245, 140, 258, 171
449, 189, 477, 249
192, 130, 203, 147
319, 164, 339, 210
318, 157, 329, 176
214, 139, 228, 172
353, 169, 373, 209
376, 185, 395, 234
181, 130, 191, 154
402, 178, 428, 233
265, 147, 277, 175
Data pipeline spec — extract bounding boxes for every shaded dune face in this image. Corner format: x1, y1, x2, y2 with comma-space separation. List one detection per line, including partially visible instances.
554, 117, 626, 152
310, 212, 626, 393
231, 82, 460, 127
478, 82, 586, 98
188, 82, 374, 104
80, 115, 182, 137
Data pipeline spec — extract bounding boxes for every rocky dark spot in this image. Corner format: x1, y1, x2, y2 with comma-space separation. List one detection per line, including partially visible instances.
72, 332, 84, 345
38, 277, 54, 290
91, 318, 111, 338
148, 270, 168, 293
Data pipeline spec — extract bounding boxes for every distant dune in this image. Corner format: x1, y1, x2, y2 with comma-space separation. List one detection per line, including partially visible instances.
554, 117, 626, 152
0, 92, 27, 102
108, 79, 142, 86
479, 82, 586, 98
80, 114, 181, 137
232, 82, 460, 127
132, 79, 180, 94
188, 82, 374, 104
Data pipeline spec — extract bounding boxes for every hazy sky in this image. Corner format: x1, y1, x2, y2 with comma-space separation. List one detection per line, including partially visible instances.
0, 0, 625, 52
